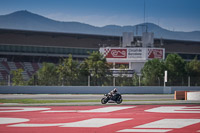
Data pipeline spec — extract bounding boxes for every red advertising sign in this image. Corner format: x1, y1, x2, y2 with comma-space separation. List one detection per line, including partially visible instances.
104, 48, 127, 58
148, 49, 163, 59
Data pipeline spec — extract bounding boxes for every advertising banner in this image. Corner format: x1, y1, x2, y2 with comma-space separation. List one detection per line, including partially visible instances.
100, 47, 164, 60
148, 48, 164, 59
103, 48, 127, 58
127, 48, 145, 59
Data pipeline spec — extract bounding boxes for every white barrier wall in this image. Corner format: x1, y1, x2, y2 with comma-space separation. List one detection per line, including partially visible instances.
0, 86, 199, 94
0, 86, 165, 94
187, 91, 200, 100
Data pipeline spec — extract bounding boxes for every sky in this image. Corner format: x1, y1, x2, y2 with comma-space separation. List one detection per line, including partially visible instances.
0, 0, 200, 32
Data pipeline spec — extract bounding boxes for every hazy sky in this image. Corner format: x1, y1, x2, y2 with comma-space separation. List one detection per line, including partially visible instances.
0, 0, 200, 32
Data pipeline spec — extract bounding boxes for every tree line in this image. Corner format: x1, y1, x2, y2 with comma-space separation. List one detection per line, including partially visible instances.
11, 52, 200, 86
11, 52, 110, 86
141, 54, 200, 86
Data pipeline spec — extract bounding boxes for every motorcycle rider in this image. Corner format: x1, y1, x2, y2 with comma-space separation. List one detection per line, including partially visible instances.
101, 87, 122, 104
108, 88, 118, 100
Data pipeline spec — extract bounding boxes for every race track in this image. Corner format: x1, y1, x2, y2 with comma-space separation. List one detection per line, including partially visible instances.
0, 94, 173, 100
0, 105, 200, 133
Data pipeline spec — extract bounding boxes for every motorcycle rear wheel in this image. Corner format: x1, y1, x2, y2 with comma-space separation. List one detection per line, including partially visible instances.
116, 98, 122, 104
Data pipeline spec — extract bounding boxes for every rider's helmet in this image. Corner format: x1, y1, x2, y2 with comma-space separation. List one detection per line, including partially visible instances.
113, 88, 117, 93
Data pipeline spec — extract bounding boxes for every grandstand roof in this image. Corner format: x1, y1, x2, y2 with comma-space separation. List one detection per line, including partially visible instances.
0, 28, 200, 54
0, 28, 119, 48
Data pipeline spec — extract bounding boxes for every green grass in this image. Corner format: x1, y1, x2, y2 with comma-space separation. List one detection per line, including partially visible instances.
0, 99, 174, 104
125, 99, 174, 101
0, 99, 100, 104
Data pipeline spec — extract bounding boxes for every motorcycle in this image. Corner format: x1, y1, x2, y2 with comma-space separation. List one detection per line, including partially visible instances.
101, 93, 123, 104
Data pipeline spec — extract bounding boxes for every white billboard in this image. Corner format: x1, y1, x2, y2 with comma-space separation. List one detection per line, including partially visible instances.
100, 47, 164, 61
127, 48, 145, 59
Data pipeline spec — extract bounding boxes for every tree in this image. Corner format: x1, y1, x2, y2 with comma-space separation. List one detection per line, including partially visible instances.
115, 64, 132, 86
185, 57, 200, 86
11, 68, 25, 86
141, 59, 165, 86
83, 51, 110, 86
57, 55, 79, 86
132, 73, 139, 86
186, 57, 200, 76
37, 62, 58, 86
165, 54, 186, 85
79, 61, 90, 77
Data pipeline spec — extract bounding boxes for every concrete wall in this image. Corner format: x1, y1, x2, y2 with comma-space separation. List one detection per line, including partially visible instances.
0, 86, 199, 94
171, 87, 200, 93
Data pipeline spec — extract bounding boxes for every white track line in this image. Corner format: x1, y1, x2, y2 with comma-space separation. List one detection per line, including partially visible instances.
61, 118, 132, 127
9, 118, 132, 128
80, 106, 135, 113
117, 129, 172, 132
43, 106, 135, 113
135, 119, 200, 129
0, 118, 29, 124
0, 107, 50, 112
145, 106, 200, 113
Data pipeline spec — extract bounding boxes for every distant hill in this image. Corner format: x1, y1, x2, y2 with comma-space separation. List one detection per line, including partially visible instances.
0, 10, 200, 41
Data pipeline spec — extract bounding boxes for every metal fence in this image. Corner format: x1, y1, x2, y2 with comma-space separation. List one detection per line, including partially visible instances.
1, 75, 200, 87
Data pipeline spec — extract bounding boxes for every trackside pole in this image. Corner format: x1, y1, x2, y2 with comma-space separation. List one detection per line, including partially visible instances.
8, 74, 11, 86
113, 77, 115, 86
164, 70, 167, 87
88, 76, 90, 86
188, 76, 190, 87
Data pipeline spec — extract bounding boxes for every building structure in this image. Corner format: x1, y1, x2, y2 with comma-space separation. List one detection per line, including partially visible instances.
100, 32, 165, 74
0, 28, 199, 81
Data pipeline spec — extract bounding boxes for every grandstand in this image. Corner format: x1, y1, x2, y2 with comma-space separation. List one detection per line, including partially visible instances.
0, 28, 200, 82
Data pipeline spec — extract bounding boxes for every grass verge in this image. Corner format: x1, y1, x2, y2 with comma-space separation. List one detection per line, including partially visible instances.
0, 99, 100, 104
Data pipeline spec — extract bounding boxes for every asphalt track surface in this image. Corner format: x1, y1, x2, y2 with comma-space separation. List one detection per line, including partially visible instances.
0, 94, 173, 100
0, 94, 200, 105
0, 105, 200, 133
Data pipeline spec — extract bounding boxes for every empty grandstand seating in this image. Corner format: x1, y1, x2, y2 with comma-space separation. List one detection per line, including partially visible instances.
24, 62, 34, 72
0, 70, 8, 81
15, 62, 24, 69
32, 63, 40, 71
7, 62, 17, 70
0, 61, 42, 81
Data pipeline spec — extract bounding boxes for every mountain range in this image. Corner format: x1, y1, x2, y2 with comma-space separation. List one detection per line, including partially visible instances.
0, 10, 200, 41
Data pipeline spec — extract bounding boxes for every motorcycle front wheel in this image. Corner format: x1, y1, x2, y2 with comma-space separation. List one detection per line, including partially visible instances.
101, 98, 108, 104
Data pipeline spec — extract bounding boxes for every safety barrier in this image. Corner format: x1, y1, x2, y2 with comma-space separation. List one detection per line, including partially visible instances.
0, 86, 199, 94
174, 91, 187, 100
186, 91, 200, 100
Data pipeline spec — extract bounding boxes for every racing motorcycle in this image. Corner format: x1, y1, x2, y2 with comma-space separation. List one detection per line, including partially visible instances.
101, 93, 122, 104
